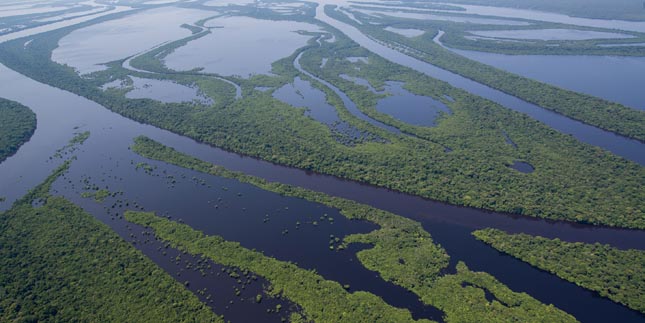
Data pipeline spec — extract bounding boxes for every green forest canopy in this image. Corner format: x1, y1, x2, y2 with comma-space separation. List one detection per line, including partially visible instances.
0, 98, 36, 162
474, 228, 645, 314
0, 163, 222, 322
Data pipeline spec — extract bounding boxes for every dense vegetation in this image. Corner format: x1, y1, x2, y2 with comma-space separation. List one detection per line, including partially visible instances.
0, 98, 36, 162
0, 4, 638, 323
0, 162, 222, 322
474, 228, 645, 314
132, 136, 577, 323
301, 26, 645, 227
329, 7, 645, 141
0, 6, 642, 232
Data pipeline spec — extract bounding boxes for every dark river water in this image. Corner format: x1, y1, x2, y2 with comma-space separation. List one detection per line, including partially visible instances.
0, 63, 445, 321
49, 125, 444, 321
0, 3, 644, 323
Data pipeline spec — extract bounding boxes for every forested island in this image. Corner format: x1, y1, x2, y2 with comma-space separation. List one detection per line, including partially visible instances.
474, 229, 645, 314
0, 98, 36, 162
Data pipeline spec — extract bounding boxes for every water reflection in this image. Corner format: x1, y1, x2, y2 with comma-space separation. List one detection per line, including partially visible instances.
125, 76, 213, 104
273, 76, 378, 145
451, 48, 645, 111
468, 28, 633, 41
53, 7, 212, 74
164, 16, 320, 78
510, 161, 535, 173
375, 81, 451, 127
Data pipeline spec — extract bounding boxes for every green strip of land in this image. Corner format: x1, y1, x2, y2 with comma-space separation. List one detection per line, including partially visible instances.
474, 228, 645, 314
0, 98, 36, 163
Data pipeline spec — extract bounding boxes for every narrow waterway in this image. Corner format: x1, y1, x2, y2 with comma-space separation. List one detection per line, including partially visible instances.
295, 51, 402, 135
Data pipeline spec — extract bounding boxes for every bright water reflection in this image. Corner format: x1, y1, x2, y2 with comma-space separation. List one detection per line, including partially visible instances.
164, 16, 320, 78
452, 48, 645, 111
376, 81, 451, 127
53, 7, 212, 74
469, 28, 634, 41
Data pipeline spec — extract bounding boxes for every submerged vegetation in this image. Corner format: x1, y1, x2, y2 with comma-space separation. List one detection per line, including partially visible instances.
0, 163, 222, 322
127, 210, 576, 323
0, 98, 36, 162
81, 188, 111, 202
474, 228, 645, 314
53, 130, 91, 158
131, 135, 577, 323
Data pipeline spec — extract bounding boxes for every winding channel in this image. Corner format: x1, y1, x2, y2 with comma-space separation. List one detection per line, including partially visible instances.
0, 5, 644, 323
315, 4, 645, 165
121, 38, 244, 99
295, 50, 402, 135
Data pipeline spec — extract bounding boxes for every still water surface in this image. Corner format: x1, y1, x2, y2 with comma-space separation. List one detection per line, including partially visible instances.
164, 16, 320, 78
53, 7, 211, 74
448, 47, 645, 111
